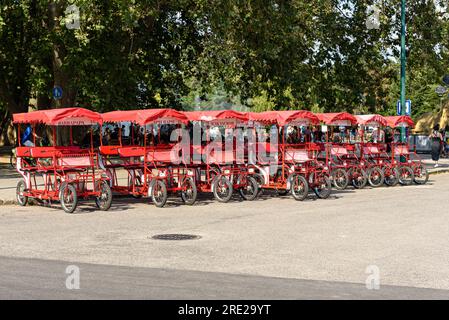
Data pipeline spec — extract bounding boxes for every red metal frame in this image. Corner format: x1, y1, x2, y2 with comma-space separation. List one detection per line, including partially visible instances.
100, 110, 145, 198
101, 109, 196, 206
184, 110, 258, 202
385, 116, 428, 184
355, 114, 398, 186
315, 112, 367, 189
247, 110, 330, 199
12, 108, 110, 212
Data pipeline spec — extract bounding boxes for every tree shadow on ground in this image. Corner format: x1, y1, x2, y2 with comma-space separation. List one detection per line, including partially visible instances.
0, 163, 20, 179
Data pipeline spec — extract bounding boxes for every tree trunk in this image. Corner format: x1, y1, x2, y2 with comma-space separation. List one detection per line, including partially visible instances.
48, 1, 77, 145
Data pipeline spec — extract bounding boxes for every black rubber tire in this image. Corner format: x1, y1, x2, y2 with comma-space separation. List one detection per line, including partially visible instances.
398, 166, 414, 185
94, 180, 113, 211
238, 175, 259, 201
180, 177, 197, 205
368, 167, 384, 188
290, 174, 309, 201
383, 166, 399, 187
350, 168, 368, 189
60, 183, 78, 214
314, 175, 332, 199
212, 175, 233, 203
16, 179, 28, 206
253, 173, 265, 195
331, 168, 349, 190
413, 164, 429, 185
150, 180, 168, 208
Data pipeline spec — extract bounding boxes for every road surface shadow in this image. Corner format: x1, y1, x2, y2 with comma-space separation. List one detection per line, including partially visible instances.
1, 255, 448, 300
0, 163, 20, 179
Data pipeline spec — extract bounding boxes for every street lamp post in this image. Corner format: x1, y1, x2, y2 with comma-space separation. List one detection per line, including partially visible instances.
400, 0, 406, 142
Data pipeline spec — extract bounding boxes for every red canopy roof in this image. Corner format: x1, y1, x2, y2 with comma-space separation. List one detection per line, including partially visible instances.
102, 109, 188, 125
355, 114, 388, 126
184, 110, 248, 123
102, 110, 141, 123
316, 112, 357, 125
13, 108, 103, 126
248, 110, 319, 126
385, 115, 414, 128
137, 109, 188, 125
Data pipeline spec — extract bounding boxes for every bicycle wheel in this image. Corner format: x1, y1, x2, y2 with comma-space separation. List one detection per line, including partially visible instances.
212, 175, 233, 203
398, 166, 414, 185
16, 179, 28, 206
413, 164, 429, 185
60, 183, 78, 214
350, 167, 368, 189
180, 177, 197, 205
331, 168, 349, 190
150, 180, 168, 208
290, 174, 308, 201
238, 175, 259, 201
383, 167, 399, 187
94, 180, 113, 211
368, 167, 384, 188
252, 173, 265, 195
313, 175, 332, 199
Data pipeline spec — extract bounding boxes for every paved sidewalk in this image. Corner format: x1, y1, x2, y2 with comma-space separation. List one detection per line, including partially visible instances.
0, 163, 20, 205
419, 153, 449, 174
0, 154, 448, 205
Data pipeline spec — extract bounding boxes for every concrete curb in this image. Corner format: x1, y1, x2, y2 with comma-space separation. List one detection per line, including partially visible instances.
429, 168, 449, 175
0, 199, 16, 205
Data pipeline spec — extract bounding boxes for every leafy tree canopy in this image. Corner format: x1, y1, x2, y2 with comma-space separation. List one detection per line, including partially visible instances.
1, 0, 449, 143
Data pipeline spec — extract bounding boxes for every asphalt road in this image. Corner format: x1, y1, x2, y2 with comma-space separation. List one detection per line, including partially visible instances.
1, 173, 449, 299
1, 256, 449, 299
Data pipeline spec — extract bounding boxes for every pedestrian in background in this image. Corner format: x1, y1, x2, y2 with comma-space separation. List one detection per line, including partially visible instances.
429, 124, 443, 167
440, 126, 448, 158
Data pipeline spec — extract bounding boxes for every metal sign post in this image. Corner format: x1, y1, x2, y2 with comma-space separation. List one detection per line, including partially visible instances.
400, 0, 406, 142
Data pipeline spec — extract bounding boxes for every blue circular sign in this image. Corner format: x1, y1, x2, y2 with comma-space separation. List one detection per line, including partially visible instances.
52, 86, 63, 100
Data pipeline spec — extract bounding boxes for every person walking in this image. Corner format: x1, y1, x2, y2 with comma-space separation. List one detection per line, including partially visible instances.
440, 126, 448, 158
429, 124, 443, 167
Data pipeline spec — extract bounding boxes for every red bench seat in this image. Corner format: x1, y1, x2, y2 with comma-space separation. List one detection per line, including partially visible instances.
99, 145, 120, 156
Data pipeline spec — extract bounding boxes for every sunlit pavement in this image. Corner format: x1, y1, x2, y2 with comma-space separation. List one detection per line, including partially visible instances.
0, 173, 449, 299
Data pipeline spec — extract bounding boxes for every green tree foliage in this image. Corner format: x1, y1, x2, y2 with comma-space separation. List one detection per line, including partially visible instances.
1, 0, 449, 134
0, 0, 207, 114
186, 0, 449, 115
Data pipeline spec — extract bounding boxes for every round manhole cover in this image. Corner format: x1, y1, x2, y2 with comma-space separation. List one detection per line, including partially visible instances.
151, 234, 201, 241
